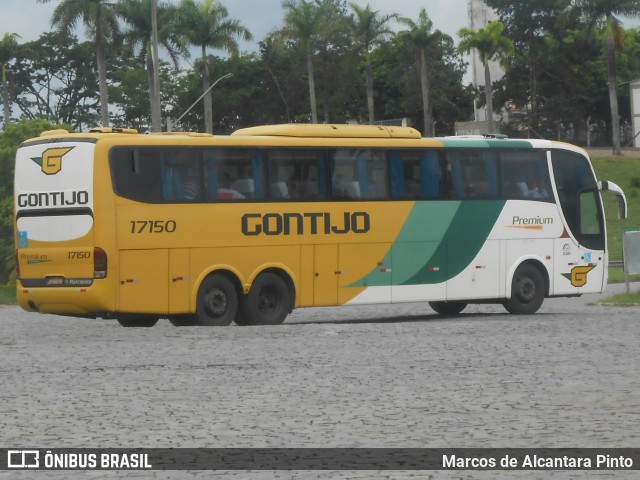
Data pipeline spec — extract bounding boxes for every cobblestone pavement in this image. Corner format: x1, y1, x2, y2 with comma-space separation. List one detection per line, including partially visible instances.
1, 284, 639, 480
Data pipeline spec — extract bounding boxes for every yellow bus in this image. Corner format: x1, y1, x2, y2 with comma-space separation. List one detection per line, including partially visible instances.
14, 124, 627, 326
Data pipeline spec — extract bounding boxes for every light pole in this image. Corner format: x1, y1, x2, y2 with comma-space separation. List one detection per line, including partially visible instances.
167, 73, 233, 132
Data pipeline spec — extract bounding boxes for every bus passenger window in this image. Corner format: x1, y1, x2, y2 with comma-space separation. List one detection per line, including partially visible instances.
162, 151, 201, 202
266, 149, 327, 201
110, 147, 164, 203
203, 149, 263, 201
390, 150, 443, 199
500, 151, 551, 201
447, 151, 498, 199
330, 149, 388, 200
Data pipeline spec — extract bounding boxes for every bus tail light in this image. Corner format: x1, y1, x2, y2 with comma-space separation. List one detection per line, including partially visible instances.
15, 250, 20, 279
94, 247, 107, 279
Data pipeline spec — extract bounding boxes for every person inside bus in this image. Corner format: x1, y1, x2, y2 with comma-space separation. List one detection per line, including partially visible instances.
179, 169, 201, 201
530, 180, 550, 199
217, 172, 245, 200
164, 152, 201, 201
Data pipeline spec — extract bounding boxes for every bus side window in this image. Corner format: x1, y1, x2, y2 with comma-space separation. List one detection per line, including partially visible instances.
330, 149, 387, 200
483, 152, 499, 197
447, 153, 465, 198
204, 152, 218, 200
390, 150, 442, 199
447, 151, 498, 199
500, 151, 551, 201
111, 147, 163, 203
389, 152, 407, 198
202, 149, 265, 201
267, 149, 328, 201
421, 152, 443, 198
162, 150, 201, 202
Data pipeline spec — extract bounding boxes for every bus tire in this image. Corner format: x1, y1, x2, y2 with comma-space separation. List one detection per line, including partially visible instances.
233, 309, 250, 326
429, 301, 467, 315
504, 263, 545, 314
241, 272, 290, 325
194, 273, 237, 326
117, 316, 158, 327
169, 315, 198, 326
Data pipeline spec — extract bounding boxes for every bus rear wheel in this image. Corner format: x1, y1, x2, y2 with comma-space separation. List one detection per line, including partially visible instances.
194, 273, 237, 326
504, 263, 545, 314
240, 272, 290, 325
429, 301, 467, 315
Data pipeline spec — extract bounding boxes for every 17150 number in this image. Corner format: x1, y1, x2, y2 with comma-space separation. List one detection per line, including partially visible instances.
130, 220, 177, 234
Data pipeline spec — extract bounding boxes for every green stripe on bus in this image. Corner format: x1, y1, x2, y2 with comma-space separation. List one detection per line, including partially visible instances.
350, 200, 506, 287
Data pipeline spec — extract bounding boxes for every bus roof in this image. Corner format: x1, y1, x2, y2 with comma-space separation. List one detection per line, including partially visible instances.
232, 123, 423, 139
20, 125, 588, 157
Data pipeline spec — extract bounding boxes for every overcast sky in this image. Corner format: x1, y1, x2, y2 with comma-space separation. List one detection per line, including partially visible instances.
1, 0, 470, 52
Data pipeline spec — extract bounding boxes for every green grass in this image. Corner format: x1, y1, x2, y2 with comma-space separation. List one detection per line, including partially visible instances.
599, 291, 640, 306
0, 282, 16, 305
607, 266, 640, 283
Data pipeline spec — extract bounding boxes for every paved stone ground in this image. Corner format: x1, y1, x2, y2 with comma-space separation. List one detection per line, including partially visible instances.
1, 284, 639, 480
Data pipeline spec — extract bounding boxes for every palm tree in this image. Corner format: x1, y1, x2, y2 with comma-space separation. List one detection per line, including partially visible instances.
120, 0, 185, 132
37, 0, 119, 127
0, 32, 20, 129
398, 9, 441, 136
350, 2, 399, 125
457, 20, 514, 133
280, 0, 326, 124
178, 0, 252, 134
575, 0, 640, 155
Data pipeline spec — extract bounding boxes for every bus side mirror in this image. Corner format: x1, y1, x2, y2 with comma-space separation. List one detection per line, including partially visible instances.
599, 181, 628, 219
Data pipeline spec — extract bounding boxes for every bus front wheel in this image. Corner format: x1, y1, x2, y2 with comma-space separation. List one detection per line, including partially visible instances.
241, 272, 290, 325
429, 301, 467, 315
504, 263, 545, 314
194, 273, 237, 326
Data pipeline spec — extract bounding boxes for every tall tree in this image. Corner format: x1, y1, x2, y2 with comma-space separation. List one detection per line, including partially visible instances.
178, 0, 252, 134
373, 25, 471, 135
120, 0, 184, 132
12, 32, 101, 129
0, 33, 20, 129
313, 0, 354, 123
36, 0, 119, 127
350, 2, 399, 124
279, 0, 327, 124
398, 9, 441, 136
458, 20, 514, 133
574, 0, 640, 155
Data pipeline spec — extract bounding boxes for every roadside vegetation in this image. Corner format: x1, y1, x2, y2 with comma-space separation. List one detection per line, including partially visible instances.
0, 281, 16, 304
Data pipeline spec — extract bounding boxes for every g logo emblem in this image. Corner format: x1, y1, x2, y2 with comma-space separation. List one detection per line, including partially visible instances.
31, 147, 74, 175
562, 265, 595, 287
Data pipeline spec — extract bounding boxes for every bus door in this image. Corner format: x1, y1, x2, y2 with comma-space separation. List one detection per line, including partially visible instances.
446, 240, 501, 300
551, 150, 607, 294
118, 249, 169, 313
313, 244, 338, 306
168, 248, 191, 312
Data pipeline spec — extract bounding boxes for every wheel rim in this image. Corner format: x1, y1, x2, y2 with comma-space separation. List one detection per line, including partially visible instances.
256, 286, 281, 319
204, 287, 228, 318
516, 276, 536, 303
